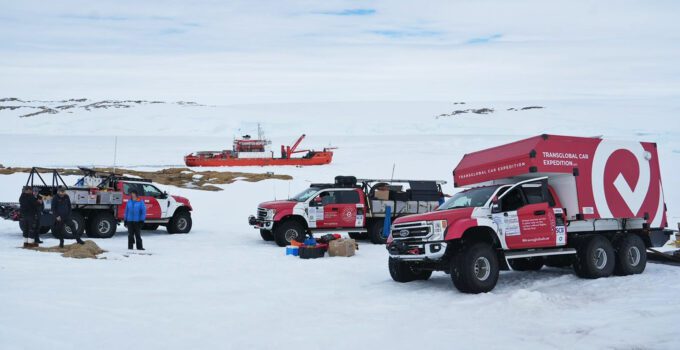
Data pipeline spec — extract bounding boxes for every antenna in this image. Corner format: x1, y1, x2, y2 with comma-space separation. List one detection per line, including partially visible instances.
288, 181, 291, 199
113, 136, 118, 174
391, 163, 396, 182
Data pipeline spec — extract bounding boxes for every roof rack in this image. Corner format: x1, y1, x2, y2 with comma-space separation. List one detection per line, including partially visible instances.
356, 178, 447, 185
25, 167, 69, 189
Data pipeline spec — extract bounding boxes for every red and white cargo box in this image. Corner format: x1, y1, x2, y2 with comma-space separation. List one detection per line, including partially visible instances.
453, 134, 667, 229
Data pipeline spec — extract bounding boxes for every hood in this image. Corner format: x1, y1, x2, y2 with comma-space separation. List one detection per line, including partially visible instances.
258, 200, 298, 211
172, 195, 192, 210
393, 207, 475, 224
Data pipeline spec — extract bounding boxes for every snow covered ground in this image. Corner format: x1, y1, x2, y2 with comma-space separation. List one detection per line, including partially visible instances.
2, 0, 680, 348
1, 99, 680, 349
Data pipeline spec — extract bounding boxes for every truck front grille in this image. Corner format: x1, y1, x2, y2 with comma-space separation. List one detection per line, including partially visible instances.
392, 222, 431, 239
257, 208, 267, 221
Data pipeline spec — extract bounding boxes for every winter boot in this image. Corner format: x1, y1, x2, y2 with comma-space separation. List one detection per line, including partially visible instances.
76, 238, 85, 245
59, 239, 65, 249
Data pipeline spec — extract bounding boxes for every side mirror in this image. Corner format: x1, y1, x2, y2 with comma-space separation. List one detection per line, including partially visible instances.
491, 196, 501, 213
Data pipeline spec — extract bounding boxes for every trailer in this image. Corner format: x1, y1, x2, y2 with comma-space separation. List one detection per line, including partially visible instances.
386, 135, 671, 293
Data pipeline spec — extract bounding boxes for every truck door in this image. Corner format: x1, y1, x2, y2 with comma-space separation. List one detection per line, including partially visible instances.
123, 182, 160, 220
492, 179, 561, 250
311, 190, 361, 229
141, 184, 169, 218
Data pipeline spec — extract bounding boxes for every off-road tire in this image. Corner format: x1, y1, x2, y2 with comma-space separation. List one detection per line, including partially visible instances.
273, 220, 306, 247
260, 229, 274, 241
613, 234, 646, 276
167, 210, 192, 234
450, 242, 499, 294
62, 211, 85, 239
142, 224, 160, 231
573, 235, 615, 279
87, 212, 117, 238
39, 226, 51, 235
368, 219, 387, 244
508, 257, 544, 271
388, 257, 432, 282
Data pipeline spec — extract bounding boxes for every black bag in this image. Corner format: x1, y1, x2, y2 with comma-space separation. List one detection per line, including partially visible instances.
334, 176, 357, 188
299, 246, 325, 259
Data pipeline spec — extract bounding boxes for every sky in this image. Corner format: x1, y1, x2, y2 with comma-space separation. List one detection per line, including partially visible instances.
1, 0, 679, 104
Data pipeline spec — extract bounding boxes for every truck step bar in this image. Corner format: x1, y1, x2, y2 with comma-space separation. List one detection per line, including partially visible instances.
504, 247, 576, 260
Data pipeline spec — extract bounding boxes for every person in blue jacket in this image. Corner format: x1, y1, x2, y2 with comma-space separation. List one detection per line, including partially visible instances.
124, 189, 146, 250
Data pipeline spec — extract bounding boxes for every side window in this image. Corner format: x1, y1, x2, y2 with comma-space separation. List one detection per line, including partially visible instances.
501, 187, 525, 212
123, 183, 143, 195
142, 184, 162, 198
318, 191, 337, 205
521, 184, 556, 206
337, 190, 360, 204
522, 185, 544, 205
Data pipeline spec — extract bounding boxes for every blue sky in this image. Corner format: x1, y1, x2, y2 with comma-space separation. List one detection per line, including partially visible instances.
0, 0, 679, 103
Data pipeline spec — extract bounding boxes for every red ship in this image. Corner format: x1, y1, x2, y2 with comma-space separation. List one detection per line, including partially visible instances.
184, 127, 335, 167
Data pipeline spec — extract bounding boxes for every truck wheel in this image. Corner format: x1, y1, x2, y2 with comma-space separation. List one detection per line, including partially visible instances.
87, 212, 117, 238
450, 242, 499, 294
388, 257, 432, 282
349, 232, 368, 240
273, 221, 306, 247
613, 234, 646, 276
39, 226, 51, 235
573, 235, 615, 279
142, 224, 160, 231
260, 229, 274, 241
369, 219, 387, 244
508, 257, 544, 271
167, 211, 192, 234
62, 211, 85, 239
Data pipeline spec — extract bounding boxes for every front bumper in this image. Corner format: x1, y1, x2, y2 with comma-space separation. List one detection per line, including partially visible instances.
248, 215, 274, 230
387, 239, 447, 261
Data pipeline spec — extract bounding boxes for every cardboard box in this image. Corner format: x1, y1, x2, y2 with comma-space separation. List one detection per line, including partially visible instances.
374, 190, 389, 200
329, 239, 356, 257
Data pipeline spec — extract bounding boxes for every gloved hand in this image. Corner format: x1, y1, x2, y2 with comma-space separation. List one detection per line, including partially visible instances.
124, 221, 128, 227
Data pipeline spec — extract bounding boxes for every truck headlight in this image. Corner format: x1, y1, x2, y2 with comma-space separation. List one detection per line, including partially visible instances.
430, 220, 448, 240
265, 209, 276, 220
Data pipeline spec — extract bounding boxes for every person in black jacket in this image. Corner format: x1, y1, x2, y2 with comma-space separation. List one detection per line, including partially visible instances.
52, 186, 84, 248
19, 186, 41, 248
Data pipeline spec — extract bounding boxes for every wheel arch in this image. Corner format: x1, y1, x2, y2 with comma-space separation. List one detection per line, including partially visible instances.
276, 214, 309, 231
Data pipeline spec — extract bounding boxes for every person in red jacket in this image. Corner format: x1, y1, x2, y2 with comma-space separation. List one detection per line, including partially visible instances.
124, 189, 146, 250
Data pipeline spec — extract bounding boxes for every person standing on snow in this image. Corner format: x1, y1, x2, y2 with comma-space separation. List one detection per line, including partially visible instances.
19, 186, 41, 248
124, 189, 146, 250
52, 186, 84, 248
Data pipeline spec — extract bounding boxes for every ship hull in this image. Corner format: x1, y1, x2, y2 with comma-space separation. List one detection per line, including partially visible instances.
184, 152, 333, 167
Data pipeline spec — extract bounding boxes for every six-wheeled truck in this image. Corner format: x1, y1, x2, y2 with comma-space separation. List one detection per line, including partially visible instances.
0, 167, 193, 238
249, 176, 447, 246
387, 135, 671, 293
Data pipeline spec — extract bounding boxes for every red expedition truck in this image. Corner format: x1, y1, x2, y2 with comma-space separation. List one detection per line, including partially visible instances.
387, 135, 670, 293
249, 176, 447, 246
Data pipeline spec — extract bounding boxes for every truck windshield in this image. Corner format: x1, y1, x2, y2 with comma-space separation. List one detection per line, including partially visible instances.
291, 187, 320, 202
438, 186, 500, 210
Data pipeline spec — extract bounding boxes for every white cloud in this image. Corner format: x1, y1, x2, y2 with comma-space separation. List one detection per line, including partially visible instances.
0, 0, 679, 104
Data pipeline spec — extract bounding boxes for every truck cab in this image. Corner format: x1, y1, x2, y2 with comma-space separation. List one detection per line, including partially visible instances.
115, 179, 193, 234
250, 183, 368, 247
387, 135, 670, 294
